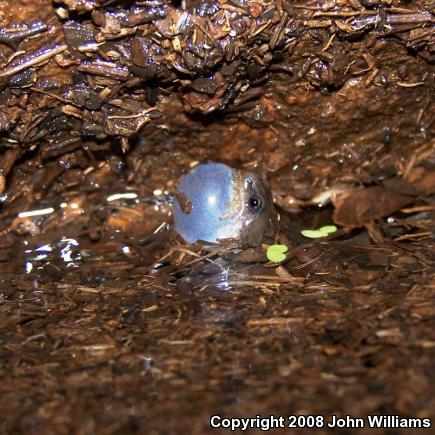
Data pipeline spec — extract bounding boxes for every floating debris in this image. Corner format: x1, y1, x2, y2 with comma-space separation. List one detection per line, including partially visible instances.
301, 225, 338, 238
266, 244, 288, 262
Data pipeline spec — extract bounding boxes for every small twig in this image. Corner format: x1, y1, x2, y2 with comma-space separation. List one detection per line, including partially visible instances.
386, 11, 434, 25
30, 87, 72, 103
396, 81, 425, 87
394, 232, 432, 241
107, 108, 159, 120
0, 44, 67, 78
269, 13, 289, 49
400, 205, 435, 213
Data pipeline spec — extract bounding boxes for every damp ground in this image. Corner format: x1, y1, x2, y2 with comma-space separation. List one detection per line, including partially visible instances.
0, 0, 434, 434
0, 170, 433, 434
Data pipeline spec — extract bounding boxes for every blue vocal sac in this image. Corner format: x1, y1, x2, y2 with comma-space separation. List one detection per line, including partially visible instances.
173, 162, 276, 247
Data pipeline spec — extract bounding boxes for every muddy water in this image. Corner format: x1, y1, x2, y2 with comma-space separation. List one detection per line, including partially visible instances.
0, 171, 434, 434
0, 0, 434, 433
0, 99, 433, 433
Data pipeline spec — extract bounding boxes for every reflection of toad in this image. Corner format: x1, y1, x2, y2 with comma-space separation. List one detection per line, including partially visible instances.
173, 162, 277, 247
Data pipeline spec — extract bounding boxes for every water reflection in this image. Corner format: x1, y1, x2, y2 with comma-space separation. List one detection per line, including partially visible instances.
18, 207, 55, 218
217, 266, 232, 291
24, 237, 81, 274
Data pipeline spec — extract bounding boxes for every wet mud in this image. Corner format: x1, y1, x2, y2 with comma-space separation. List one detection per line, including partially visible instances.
0, 0, 434, 434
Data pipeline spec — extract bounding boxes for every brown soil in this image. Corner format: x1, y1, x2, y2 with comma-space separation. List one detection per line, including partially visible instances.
0, 1, 434, 434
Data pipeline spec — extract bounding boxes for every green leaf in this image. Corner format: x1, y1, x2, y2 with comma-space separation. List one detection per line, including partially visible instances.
266, 244, 288, 262
301, 224, 338, 238
318, 225, 338, 234
301, 229, 327, 239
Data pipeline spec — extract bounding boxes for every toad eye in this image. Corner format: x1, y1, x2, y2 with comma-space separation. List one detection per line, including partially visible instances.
248, 195, 263, 212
